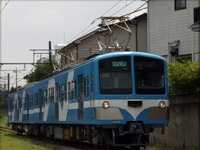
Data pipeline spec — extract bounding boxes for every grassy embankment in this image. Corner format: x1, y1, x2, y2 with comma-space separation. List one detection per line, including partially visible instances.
0, 115, 54, 150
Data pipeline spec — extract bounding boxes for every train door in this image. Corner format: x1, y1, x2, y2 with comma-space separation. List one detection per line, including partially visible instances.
55, 83, 59, 121
78, 74, 84, 120
90, 71, 95, 119
39, 89, 42, 121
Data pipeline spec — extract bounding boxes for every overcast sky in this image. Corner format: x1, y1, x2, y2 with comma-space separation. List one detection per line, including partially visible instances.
0, 0, 146, 87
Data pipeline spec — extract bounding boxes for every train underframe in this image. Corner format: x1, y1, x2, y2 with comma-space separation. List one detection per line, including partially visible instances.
12, 121, 157, 150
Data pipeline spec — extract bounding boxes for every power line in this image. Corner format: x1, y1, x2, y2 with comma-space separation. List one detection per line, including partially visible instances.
101, 0, 123, 17
66, 0, 123, 45
0, 0, 11, 13
111, 0, 137, 16
65, 0, 147, 45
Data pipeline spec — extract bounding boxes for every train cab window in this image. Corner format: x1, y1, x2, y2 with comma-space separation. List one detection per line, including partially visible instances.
99, 56, 132, 94
134, 56, 165, 94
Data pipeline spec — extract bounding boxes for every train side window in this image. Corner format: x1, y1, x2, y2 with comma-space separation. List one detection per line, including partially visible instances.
23, 96, 25, 109
84, 77, 86, 99
26, 94, 29, 109
51, 87, 54, 103
91, 73, 94, 98
43, 90, 47, 105
29, 95, 32, 108
15, 97, 18, 109
47, 89, 50, 104
68, 82, 71, 101
61, 84, 66, 101
74, 80, 77, 99
67, 81, 75, 101
48, 88, 54, 104
12, 99, 13, 110
71, 81, 75, 100
19, 97, 22, 109
31, 95, 33, 107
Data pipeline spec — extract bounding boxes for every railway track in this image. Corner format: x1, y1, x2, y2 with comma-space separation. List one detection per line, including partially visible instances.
0, 125, 97, 150
1, 126, 152, 150
0, 126, 16, 134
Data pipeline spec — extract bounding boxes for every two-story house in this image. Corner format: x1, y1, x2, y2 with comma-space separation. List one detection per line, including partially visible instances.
148, 0, 200, 62
58, 10, 147, 69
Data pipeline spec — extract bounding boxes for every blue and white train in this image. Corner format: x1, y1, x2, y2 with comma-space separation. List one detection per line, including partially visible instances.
8, 52, 169, 149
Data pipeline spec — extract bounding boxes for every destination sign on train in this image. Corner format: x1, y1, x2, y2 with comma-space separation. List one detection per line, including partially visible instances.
112, 61, 127, 67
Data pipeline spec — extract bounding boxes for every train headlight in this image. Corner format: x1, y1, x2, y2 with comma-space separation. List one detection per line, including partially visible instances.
102, 101, 110, 109
159, 101, 166, 108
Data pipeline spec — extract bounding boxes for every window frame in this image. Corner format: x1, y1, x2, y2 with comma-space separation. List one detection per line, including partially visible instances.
175, 0, 186, 11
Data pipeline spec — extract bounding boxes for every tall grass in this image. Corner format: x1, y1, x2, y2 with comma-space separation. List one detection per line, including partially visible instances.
0, 115, 54, 150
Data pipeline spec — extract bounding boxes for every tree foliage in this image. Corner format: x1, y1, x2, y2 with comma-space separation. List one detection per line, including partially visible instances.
27, 57, 60, 83
10, 86, 17, 93
168, 61, 200, 95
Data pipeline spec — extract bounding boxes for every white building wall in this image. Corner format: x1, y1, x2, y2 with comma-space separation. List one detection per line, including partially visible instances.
148, 0, 200, 62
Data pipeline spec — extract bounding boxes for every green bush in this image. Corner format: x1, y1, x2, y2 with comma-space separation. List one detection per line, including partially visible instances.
168, 61, 200, 95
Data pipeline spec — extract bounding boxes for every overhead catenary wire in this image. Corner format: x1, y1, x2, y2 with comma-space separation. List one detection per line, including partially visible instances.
110, 0, 137, 16
67, 0, 129, 43
0, 0, 11, 13
101, 0, 123, 17
66, 0, 147, 45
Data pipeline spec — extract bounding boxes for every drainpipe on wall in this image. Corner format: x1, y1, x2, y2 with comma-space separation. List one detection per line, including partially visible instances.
75, 44, 78, 61
130, 19, 138, 52
73, 42, 79, 61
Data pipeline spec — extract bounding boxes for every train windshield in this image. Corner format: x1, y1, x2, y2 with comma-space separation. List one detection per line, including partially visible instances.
99, 56, 132, 94
134, 56, 165, 94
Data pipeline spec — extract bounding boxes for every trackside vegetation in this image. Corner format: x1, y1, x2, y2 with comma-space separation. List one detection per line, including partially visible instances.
168, 61, 200, 95
0, 115, 53, 150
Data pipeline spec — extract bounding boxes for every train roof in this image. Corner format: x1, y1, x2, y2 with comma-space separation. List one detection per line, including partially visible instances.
42, 52, 166, 80
93, 51, 166, 61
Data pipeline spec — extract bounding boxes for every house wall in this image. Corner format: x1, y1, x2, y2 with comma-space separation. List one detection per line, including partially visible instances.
148, 0, 200, 62
77, 34, 105, 59
137, 18, 148, 52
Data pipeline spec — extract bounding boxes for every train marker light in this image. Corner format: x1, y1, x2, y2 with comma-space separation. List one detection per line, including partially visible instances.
159, 101, 166, 108
102, 101, 110, 109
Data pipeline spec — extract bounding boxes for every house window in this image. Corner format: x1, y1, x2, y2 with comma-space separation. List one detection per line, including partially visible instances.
175, 0, 186, 10
194, 7, 200, 23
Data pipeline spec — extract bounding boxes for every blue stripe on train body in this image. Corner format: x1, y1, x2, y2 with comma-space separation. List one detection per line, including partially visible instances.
8, 52, 169, 126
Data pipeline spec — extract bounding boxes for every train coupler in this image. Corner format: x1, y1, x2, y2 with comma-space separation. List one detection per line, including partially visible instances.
112, 122, 149, 147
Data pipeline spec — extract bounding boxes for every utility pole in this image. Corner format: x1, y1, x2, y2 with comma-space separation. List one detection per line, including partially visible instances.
7, 73, 9, 92
49, 41, 53, 74
29, 41, 54, 74
15, 67, 17, 89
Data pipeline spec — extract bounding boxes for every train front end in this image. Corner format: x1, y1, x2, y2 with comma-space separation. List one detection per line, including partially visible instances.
93, 52, 169, 148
